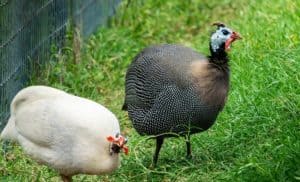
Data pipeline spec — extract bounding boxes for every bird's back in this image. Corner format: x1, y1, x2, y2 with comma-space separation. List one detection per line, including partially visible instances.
124, 44, 227, 136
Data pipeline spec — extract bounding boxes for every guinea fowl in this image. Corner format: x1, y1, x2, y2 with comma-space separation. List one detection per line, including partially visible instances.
1, 86, 128, 182
122, 23, 241, 166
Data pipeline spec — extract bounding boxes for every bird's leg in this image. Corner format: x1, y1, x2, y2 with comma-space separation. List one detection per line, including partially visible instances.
151, 136, 164, 168
186, 134, 192, 159
61, 174, 72, 182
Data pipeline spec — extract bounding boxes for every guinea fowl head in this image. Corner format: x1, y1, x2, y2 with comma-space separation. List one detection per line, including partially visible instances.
209, 22, 242, 63
107, 133, 129, 155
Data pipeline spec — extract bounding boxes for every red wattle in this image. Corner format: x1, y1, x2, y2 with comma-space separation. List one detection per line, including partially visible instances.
225, 37, 234, 51
123, 146, 129, 155
106, 136, 115, 142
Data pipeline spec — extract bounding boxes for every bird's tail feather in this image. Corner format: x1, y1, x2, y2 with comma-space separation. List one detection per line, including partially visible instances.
0, 116, 17, 141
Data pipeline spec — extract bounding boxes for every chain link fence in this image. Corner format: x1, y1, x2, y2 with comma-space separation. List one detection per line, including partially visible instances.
0, 0, 120, 131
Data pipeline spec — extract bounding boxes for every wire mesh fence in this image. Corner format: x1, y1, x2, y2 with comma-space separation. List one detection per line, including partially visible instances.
0, 0, 120, 131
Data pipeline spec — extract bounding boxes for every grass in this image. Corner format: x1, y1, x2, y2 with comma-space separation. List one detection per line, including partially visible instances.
1, 0, 300, 181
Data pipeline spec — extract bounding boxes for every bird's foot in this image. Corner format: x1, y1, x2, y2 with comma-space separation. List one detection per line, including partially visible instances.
186, 154, 193, 160
149, 162, 156, 169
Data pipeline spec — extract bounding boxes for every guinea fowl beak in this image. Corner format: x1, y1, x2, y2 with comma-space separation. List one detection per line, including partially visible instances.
232, 31, 242, 40
225, 31, 242, 51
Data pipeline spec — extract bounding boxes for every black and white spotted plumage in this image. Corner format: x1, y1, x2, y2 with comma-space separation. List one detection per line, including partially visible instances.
123, 44, 221, 136
123, 23, 241, 166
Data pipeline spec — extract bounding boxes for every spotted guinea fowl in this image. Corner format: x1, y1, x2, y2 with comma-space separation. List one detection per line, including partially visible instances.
1, 86, 128, 182
122, 22, 241, 166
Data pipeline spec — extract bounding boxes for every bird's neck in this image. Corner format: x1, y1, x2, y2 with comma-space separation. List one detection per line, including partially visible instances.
209, 43, 229, 65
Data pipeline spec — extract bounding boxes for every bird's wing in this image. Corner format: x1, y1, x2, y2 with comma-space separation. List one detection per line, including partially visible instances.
123, 44, 207, 110
14, 99, 59, 147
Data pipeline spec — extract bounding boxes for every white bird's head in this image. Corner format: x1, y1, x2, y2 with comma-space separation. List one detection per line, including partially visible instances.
107, 133, 129, 155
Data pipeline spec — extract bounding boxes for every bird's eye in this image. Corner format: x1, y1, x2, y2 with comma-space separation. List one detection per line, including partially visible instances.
221, 29, 229, 35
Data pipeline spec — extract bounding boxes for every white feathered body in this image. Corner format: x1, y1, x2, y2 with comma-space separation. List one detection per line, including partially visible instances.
1, 86, 120, 176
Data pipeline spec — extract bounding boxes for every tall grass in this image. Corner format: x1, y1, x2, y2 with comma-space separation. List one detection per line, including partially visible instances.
1, 0, 299, 181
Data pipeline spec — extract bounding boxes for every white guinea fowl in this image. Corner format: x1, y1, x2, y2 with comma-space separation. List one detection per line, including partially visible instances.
0, 85, 128, 182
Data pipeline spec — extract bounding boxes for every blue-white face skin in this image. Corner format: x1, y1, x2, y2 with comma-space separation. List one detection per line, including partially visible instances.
210, 27, 234, 52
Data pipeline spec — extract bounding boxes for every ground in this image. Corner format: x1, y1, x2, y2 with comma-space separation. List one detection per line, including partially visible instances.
1, 0, 299, 181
